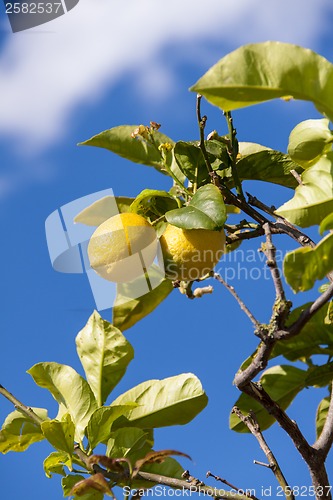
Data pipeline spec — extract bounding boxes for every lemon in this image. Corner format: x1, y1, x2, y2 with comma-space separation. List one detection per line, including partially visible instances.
88, 213, 157, 283
159, 224, 226, 281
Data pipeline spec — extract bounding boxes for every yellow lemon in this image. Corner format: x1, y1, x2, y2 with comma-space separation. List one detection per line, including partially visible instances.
88, 213, 157, 283
159, 224, 226, 281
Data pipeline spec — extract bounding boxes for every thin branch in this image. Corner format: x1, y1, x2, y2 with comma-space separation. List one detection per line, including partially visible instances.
214, 273, 261, 330
290, 169, 303, 185
224, 111, 244, 200
313, 382, 333, 458
239, 383, 314, 464
206, 471, 259, 500
232, 407, 295, 500
196, 94, 219, 186
0, 384, 44, 426
262, 223, 286, 303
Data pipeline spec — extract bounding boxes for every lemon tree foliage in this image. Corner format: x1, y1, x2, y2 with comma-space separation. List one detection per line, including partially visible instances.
3, 41, 333, 500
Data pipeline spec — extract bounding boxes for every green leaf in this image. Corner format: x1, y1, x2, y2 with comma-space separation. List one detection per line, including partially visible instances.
86, 405, 138, 451
288, 119, 333, 169
283, 233, 333, 292
79, 125, 174, 175
174, 141, 210, 185
271, 303, 333, 361
0, 408, 47, 453
316, 397, 330, 439
130, 189, 179, 220
276, 153, 333, 227
142, 456, 184, 479
28, 362, 97, 441
43, 451, 72, 478
230, 149, 302, 189
305, 363, 333, 388
76, 311, 134, 406
111, 373, 208, 428
74, 196, 134, 227
230, 365, 307, 432
113, 264, 173, 331
320, 212, 333, 234
41, 414, 75, 460
62, 475, 104, 500
191, 42, 333, 120
165, 184, 226, 230
106, 427, 154, 464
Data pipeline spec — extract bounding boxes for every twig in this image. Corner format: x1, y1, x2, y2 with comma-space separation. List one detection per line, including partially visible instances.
232, 407, 295, 500
206, 471, 259, 500
0, 384, 44, 426
290, 169, 303, 185
196, 94, 220, 186
214, 273, 261, 330
262, 223, 286, 303
224, 111, 244, 200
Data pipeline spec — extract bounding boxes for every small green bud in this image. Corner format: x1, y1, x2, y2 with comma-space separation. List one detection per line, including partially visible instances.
288, 118, 333, 169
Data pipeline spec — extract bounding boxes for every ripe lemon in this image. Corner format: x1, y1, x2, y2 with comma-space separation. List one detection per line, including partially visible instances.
159, 224, 226, 281
88, 213, 157, 283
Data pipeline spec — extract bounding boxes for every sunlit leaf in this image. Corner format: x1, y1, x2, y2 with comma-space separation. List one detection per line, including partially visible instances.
165, 184, 226, 230
76, 312, 134, 406
316, 397, 330, 439
320, 212, 333, 234
276, 153, 333, 227
62, 474, 105, 499
28, 363, 97, 441
113, 264, 173, 331
191, 42, 333, 121
0, 408, 47, 453
79, 125, 174, 175
283, 233, 333, 292
86, 405, 138, 451
43, 451, 72, 478
230, 365, 307, 432
288, 118, 333, 169
74, 196, 134, 227
111, 373, 208, 428
41, 414, 75, 461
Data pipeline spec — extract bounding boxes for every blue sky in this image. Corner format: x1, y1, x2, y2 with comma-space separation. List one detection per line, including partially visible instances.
1, 1, 333, 498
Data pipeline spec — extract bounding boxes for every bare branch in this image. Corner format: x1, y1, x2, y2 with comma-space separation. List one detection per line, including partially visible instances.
0, 384, 44, 427
232, 407, 295, 500
262, 223, 286, 303
196, 94, 219, 186
206, 470, 259, 500
214, 273, 261, 330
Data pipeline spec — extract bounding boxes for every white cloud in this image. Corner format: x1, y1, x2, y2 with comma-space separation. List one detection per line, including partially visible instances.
0, 0, 332, 151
